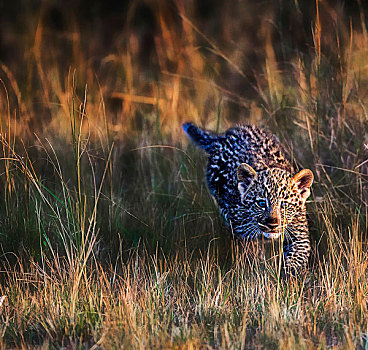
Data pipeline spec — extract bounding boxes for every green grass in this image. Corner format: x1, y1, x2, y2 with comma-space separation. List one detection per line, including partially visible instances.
0, 1, 368, 348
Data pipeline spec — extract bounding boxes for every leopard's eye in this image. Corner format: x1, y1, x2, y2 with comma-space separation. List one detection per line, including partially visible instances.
280, 201, 288, 209
256, 199, 267, 209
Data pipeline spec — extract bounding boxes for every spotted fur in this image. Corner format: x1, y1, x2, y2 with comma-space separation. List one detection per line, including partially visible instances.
183, 122, 313, 275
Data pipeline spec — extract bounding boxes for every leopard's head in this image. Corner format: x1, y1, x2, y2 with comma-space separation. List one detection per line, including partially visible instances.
237, 163, 313, 239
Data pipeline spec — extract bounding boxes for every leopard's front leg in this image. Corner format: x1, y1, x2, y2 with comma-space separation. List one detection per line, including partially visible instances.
281, 227, 311, 276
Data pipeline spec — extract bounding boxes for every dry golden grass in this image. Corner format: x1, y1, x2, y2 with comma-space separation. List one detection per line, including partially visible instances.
0, 1, 367, 348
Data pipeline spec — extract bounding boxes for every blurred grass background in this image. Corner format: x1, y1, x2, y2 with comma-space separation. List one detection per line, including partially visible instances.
0, 0, 367, 348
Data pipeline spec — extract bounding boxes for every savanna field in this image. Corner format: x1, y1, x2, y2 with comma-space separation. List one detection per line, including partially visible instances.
0, 1, 368, 348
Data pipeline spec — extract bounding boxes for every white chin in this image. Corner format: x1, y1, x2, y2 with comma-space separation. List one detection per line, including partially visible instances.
262, 231, 282, 239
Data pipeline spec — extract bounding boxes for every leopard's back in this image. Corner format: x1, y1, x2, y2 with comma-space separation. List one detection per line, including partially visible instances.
184, 123, 290, 203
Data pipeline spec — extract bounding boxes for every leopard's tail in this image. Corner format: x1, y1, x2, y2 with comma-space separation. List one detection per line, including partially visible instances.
182, 122, 218, 153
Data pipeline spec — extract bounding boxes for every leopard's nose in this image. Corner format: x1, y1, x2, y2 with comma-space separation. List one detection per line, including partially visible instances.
263, 216, 279, 229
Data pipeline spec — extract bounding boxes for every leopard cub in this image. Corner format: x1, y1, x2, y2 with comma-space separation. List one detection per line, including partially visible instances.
183, 122, 313, 275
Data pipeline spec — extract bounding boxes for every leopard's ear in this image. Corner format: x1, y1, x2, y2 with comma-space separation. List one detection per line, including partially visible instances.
292, 169, 313, 202
237, 163, 257, 200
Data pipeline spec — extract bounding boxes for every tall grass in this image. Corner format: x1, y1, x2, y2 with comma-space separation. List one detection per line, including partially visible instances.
0, 1, 367, 348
